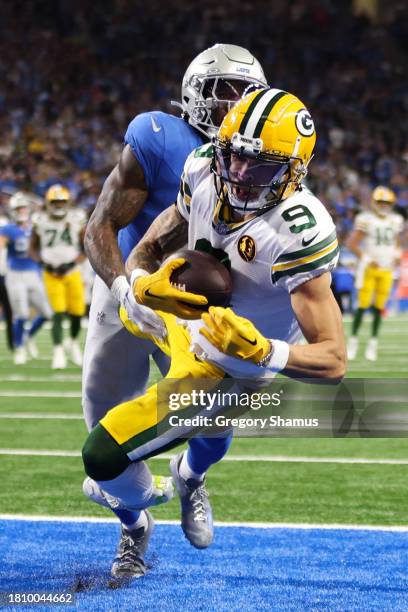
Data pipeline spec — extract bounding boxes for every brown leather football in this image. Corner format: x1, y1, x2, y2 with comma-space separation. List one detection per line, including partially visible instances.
166, 249, 232, 311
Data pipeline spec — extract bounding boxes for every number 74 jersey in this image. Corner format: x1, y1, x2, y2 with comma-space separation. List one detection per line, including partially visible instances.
177, 147, 339, 346
32, 209, 87, 267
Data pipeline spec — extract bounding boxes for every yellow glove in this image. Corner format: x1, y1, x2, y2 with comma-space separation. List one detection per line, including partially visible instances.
134, 258, 208, 320
200, 306, 271, 364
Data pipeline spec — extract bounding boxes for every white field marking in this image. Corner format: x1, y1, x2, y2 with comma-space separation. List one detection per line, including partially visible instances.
0, 375, 82, 382
1, 513, 408, 532
0, 357, 52, 362
0, 413, 83, 420
1, 448, 408, 465
0, 391, 81, 398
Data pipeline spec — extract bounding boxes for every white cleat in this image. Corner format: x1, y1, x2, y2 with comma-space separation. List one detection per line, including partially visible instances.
52, 345, 67, 369
69, 340, 83, 367
365, 337, 378, 361
14, 347, 27, 365
347, 336, 359, 361
26, 338, 39, 359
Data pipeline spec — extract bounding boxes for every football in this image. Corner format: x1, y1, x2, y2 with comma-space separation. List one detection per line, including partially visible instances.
166, 248, 233, 311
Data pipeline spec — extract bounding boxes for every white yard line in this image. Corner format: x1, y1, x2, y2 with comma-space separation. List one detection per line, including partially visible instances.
0, 391, 81, 398
1, 448, 408, 465
0, 413, 83, 420
0, 375, 82, 382
1, 513, 408, 532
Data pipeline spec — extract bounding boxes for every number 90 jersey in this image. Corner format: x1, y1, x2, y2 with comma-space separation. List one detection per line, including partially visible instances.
32, 209, 87, 266
354, 210, 404, 269
177, 145, 339, 356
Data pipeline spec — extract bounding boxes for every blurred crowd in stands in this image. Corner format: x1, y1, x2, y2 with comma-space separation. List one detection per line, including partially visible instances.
0, 0, 407, 241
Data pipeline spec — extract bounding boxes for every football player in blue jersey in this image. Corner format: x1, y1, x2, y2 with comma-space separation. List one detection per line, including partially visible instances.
0, 193, 52, 364
82, 44, 266, 581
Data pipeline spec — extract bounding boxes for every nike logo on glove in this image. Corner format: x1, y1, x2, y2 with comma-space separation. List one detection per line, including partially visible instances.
302, 232, 319, 247
238, 333, 257, 346
150, 116, 162, 133
145, 288, 165, 300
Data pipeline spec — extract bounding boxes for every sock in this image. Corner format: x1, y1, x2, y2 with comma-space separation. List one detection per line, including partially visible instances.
183, 434, 234, 479
372, 307, 382, 337
52, 313, 64, 345
28, 316, 46, 337
122, 510, 148, 532
70, 314, 81, 339
13, 318, 26, 348
351, 308, 365, 336
179, 450, 205, 482
111, 508, 145, 532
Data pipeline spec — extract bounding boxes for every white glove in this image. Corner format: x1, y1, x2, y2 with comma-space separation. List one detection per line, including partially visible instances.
111, 275, 166, 340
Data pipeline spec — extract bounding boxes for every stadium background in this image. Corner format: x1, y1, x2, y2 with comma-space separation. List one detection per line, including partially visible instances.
1, 0, 408, 610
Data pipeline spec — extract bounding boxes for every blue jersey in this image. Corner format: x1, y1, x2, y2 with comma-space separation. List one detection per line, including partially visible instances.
119, 111, 203, 259
0, 224, 39, 272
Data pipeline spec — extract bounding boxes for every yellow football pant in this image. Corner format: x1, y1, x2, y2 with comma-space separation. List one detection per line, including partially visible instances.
100, 309, 224, 461
44, 269, 86, 316
358, 266, 393, 310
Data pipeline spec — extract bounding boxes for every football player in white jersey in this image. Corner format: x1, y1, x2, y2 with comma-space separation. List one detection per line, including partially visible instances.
82, 88, 346, 580
346, 186, 404, 361
30, 185, 87, 369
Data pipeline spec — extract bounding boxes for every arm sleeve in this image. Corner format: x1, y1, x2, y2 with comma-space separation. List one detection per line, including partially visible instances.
124, 113, 165, 190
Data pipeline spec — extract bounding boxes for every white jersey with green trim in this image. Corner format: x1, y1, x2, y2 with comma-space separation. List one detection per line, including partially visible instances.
354, 210, 403, 269
32, 209, 86, 267
177, 146, 338, 377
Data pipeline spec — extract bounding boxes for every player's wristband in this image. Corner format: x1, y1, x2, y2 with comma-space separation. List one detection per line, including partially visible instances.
262, 339, 290, 372
110, 275, 130, 304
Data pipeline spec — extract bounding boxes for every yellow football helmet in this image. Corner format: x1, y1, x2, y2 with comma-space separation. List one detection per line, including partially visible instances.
45, 184, 71, 218
213, 88, 316, 212
371, 185, 396, 217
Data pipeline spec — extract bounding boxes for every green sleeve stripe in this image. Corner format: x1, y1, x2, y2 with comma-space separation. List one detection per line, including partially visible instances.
194, 144, 214, 158
276, 230, 337, 263
272, 246, 339, 282
184, 181, 192, 198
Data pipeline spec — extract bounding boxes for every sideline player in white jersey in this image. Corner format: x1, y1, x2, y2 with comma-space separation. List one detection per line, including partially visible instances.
0, 193, 52, 364
346, 186, 404, 361
82, 88, 346, 580
30, 185, 87, 369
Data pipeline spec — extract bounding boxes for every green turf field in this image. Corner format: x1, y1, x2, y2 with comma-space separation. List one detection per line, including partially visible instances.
1, 314, 407, 525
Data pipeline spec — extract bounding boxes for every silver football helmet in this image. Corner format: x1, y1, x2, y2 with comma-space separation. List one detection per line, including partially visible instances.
9, 192, 31, 224
173, 43, 267, 138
